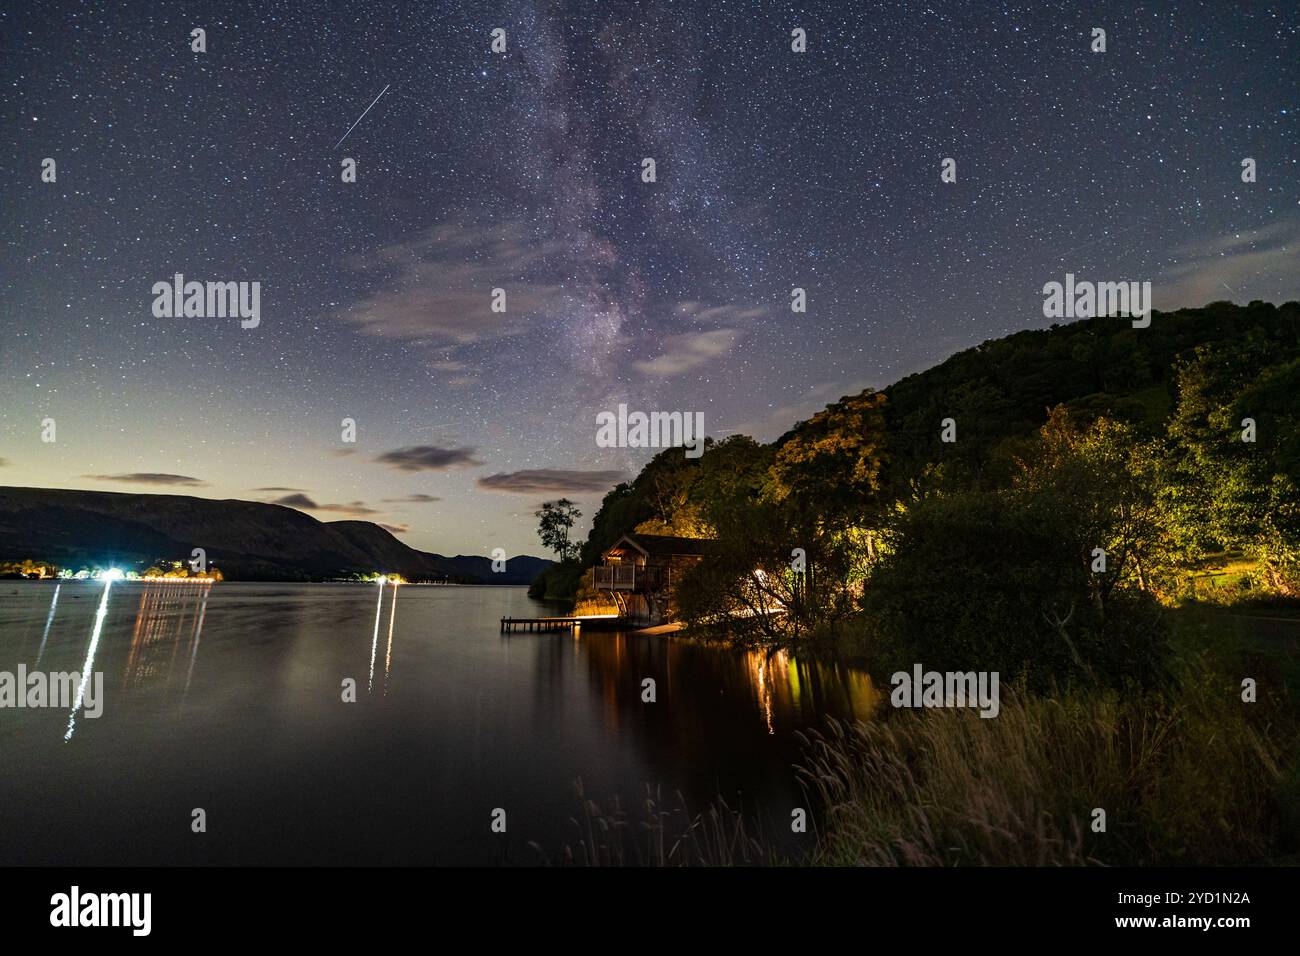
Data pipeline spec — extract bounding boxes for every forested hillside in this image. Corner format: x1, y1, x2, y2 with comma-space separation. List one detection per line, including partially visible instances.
536, 299, 1300, 675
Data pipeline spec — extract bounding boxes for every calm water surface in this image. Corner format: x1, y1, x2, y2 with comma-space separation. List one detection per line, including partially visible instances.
0, 580, 875, 864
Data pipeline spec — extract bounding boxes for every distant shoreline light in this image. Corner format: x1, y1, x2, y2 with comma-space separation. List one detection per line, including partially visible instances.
43, 568, 222, 583
136, 576, 219, 584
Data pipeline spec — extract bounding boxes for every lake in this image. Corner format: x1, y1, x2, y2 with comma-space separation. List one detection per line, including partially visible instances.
0, 580, 877, 865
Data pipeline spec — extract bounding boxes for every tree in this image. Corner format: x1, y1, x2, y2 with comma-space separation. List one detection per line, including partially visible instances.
864, 485, 1171, 692
1014, 406, 1172, 597
535, 499, 582, 563
766, 390, 889, 527
675, 495, 858, 645
860, 407, 1180, 690
1162, 340, 1300, 592
675, 435, 859, 644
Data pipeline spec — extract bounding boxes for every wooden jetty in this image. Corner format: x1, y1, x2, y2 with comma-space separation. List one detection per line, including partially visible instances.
500, 616, 625, 633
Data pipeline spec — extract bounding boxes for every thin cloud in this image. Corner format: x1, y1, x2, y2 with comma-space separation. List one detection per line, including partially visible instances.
270, 493, 318, 509
382, 493, 442, 504
633, 328, 740, 376
477, 468, 627, 494
84, 472, 207, 487
378, 522, 410, 535
315, 501, 381, 516
1157, 216, 1300, 309
337, 221, 568, 347
672, 302, 769, 326
270, 493, 381, 516
254, 486, 307, 492
375, 445, 481, 472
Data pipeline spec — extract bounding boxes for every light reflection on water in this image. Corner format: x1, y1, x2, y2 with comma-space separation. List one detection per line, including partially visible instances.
62, 578, 112, 741
0, 580, 876, 864
35, 581, 60, 667
122, 580, 215, 695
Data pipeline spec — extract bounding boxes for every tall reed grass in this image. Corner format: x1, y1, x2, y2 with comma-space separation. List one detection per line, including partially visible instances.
797, 663, 1290, 865
529, 779, 769, 866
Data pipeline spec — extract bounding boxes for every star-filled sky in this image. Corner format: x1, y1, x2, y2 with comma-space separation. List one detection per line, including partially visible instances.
1, 1, 1296, 557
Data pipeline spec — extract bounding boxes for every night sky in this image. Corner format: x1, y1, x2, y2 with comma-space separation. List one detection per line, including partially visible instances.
1, 1, 1296, 557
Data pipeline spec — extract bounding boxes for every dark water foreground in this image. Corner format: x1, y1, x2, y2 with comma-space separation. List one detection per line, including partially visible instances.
0, 580, 876, 865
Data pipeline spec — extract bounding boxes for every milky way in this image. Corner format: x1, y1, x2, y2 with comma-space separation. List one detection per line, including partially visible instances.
1, 1, 1296, 555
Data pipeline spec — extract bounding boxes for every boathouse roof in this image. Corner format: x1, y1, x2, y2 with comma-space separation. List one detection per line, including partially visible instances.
603, 533, 712, 559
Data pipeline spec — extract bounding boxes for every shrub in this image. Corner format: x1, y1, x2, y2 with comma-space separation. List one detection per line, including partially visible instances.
864, 489, 1170, 690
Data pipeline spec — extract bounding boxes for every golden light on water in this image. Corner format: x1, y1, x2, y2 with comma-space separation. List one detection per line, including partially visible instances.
741, 647, 879, 732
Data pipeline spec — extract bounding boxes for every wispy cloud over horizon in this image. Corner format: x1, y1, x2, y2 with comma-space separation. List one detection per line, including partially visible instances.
268, 492, 380, 516
83, 472, 207, 487
375, 445, 482, 472
268, 493, 318, 508
477, 468, 627, 495
1157, 215, 1300, 309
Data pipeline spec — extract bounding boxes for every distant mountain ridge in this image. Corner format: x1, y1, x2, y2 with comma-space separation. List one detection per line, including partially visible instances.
0, 486, 551, 583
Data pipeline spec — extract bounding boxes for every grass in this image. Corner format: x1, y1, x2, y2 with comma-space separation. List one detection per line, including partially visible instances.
1176, 551, 1300, 606
528, 779, 771, 866
795, 608, 1300, 866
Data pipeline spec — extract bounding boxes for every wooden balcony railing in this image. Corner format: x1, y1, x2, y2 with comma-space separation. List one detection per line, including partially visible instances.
593, 564, 667, 592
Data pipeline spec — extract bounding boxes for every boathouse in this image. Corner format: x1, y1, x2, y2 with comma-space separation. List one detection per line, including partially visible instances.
592, 533, 710, 624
